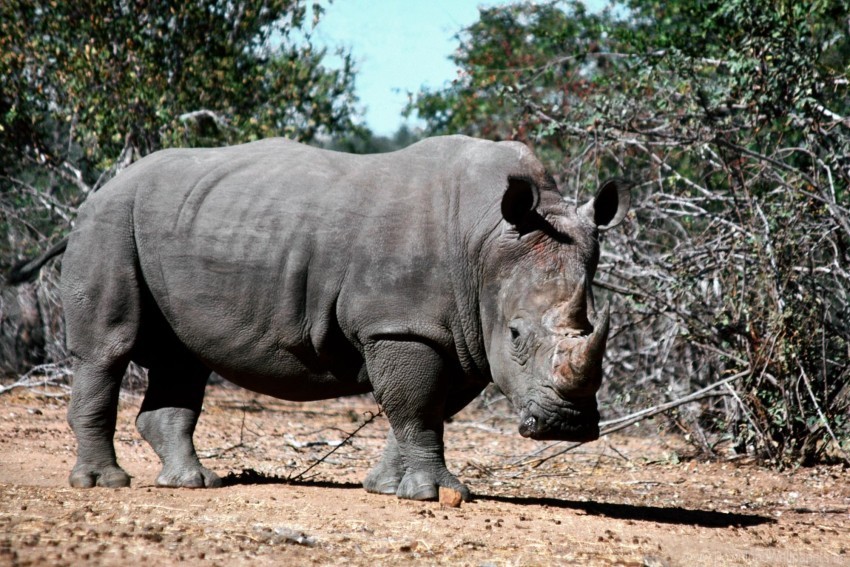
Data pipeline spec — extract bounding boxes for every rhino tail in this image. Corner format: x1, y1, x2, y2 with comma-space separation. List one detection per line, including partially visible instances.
6, 237, 69, 285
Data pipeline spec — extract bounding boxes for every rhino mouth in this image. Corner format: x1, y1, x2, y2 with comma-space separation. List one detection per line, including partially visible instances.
518, 399, 600, 442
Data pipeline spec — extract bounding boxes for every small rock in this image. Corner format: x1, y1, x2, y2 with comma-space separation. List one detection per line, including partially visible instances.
275, 527, 316, 547
439, 487, 463, 508
253, 525, 317, 547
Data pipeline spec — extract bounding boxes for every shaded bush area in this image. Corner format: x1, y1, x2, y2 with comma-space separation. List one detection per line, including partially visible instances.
1, 1, 362, 378
2, 0, 847, 466
409, 0, 849, 464
0, 274, 63, 374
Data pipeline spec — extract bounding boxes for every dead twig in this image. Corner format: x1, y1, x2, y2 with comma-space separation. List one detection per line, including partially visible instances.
287, 408, 383, 482
798, 362, 850, 466
0, 361, 73, 396
598, 370, 748, 434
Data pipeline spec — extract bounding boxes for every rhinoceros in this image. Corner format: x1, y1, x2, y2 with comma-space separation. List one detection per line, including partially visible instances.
8, 136, 630, 500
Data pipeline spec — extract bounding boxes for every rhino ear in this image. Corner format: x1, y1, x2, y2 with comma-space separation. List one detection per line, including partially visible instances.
501, 176, 540, 226
578, 177, 632, 231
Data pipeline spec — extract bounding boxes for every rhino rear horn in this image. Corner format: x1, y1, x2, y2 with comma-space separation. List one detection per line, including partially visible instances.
562, 284, 591, 332
582, 302, 610, 366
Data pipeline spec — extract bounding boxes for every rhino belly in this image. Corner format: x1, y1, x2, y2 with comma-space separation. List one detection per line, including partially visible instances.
211, 360, 371, 402
135, 228, 369, 401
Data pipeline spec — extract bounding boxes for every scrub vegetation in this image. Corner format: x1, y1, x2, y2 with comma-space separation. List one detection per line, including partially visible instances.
409, 0, 850, 466
2, 0, 848, 469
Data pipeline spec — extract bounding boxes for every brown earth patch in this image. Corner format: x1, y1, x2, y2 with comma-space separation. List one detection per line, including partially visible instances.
1, 384, 847, 566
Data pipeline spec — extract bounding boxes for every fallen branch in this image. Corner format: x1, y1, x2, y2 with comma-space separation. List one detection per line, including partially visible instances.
599, 370, 749, 434
287, 408, 383, 482
0, 361, 73, 396
198, 411, 248, 459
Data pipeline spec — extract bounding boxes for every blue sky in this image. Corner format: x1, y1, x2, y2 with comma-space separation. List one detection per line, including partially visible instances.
312, 1, 606, 136
312, 0, 509, 135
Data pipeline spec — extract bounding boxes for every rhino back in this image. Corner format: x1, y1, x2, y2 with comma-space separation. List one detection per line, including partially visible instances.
120, 137, 510, 389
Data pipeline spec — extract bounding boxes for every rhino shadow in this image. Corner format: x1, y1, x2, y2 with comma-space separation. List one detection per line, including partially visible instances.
221, 469, 361, 490
222, 471, 773, 528
479, 494, 774, 528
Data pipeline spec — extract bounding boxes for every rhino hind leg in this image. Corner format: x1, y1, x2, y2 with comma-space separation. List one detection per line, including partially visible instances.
68, 358, 132, 488
63, 215, 140, 488
366, 340, 471, 502
135, 357, 220, 488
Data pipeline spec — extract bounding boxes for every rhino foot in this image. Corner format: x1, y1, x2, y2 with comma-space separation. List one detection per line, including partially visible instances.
155, 464, 222, 488
363, 463, 403, 495
363, 429, 405, 495
396, 470, 471, 502
69, 464, 131, 488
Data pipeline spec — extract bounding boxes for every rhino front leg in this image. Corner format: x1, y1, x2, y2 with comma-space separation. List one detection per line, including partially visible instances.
135, 359, 221, 488
363, 429, 404, 495
364, 381, 487, 497
366, 339, 470, 501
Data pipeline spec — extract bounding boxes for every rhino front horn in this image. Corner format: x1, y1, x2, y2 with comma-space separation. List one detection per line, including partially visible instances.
555, 302, 610, 396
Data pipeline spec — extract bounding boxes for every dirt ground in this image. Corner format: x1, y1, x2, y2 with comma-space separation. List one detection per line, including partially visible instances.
0, 382, 847, 566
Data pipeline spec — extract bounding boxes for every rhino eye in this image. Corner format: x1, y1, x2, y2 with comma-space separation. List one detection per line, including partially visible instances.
508, 321, 532, 364
509, 325, 521, 341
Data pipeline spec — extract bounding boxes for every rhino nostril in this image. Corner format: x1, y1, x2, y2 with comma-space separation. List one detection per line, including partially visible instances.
523, 414, 537, 431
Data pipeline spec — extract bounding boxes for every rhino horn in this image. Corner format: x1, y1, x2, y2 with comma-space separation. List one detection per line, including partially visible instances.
582, 302, 609, 367
554, 302, 609, 396
563, 283, 590, 331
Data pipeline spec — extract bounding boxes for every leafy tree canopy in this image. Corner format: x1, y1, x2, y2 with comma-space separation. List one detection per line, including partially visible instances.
1, 0, 360, 258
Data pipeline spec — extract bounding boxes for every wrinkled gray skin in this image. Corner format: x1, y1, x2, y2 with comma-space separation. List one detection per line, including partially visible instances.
55, 136, 630, 500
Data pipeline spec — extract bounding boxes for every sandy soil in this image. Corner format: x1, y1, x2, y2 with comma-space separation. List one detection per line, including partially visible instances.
0, 383, 848, 566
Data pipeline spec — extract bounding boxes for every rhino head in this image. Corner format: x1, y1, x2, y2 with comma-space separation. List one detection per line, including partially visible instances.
482, 176, 631, 442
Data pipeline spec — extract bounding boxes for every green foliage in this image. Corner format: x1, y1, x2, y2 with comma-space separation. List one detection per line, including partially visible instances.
0, 1, 361, 375
412, 0, 850, 465
407, 1, 609, 144
1, 0, 359, 259
324, 125, 422, 154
